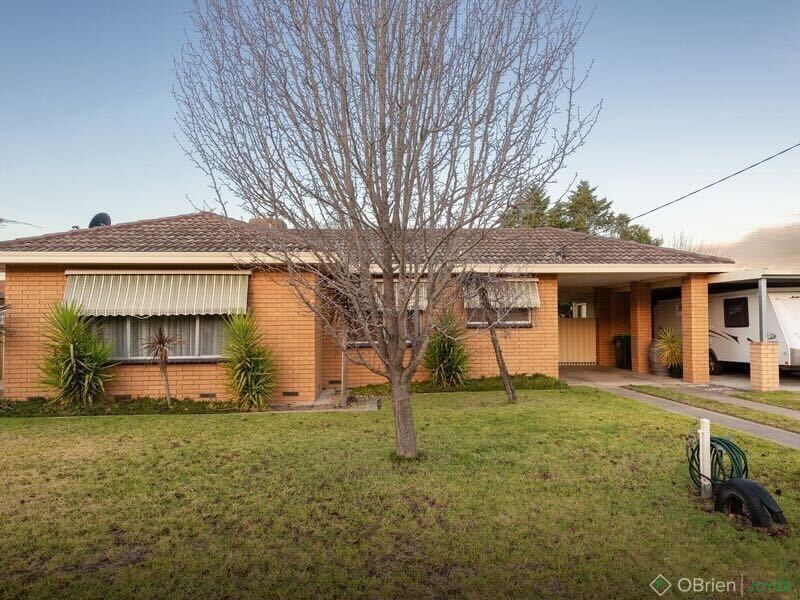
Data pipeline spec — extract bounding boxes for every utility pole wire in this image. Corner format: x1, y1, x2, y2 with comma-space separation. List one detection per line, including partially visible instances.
629, 140, 800, 222
556, 140, 800, 259
0, 218, 40, 228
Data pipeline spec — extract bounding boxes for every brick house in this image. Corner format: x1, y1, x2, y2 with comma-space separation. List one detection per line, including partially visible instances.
0, 212, 734, 404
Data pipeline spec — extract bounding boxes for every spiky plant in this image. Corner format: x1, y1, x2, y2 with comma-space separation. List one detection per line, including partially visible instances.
222, 313, 276, 410
142, 326, 182, 407
40, 303, 115, 407
423, 310, 469, 388
655, 327, 683, 369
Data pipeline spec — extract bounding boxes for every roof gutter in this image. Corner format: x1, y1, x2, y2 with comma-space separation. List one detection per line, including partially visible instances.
0, 251, 736, 274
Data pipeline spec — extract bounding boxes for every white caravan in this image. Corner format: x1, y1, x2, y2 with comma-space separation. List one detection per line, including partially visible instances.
654, 286, 800, 374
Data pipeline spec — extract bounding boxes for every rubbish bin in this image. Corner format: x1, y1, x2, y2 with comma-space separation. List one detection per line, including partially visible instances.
613, 334, 632, 369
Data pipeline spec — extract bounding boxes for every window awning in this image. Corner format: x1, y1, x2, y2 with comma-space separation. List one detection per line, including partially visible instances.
464, 280, 540, 309
64, 273, 249, 316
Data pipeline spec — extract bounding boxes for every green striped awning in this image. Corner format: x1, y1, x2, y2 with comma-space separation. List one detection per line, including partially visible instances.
64, 273, 249, 316
464, 280, 540, 309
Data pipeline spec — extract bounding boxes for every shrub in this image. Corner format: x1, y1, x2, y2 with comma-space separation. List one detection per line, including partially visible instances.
423, 310, 469, 387
222, 313, 277, 410
39, 303, 115, 407
655, 327, 682, 369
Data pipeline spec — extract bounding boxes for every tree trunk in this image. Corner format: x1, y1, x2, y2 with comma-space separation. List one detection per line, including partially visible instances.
340, 331, 349, 408
487, 322, 517, 403
161, 362, 172, 407
479, 288, 517, 403
390, 373, 417, 458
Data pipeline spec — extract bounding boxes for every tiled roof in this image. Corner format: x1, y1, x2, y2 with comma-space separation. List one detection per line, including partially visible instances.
0, 212, 733, 265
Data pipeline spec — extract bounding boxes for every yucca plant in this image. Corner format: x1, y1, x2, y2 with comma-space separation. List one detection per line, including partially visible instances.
40, 303, 115, 407
655, 327, 683, 376
423, 310, 469, 388
142, 327, 182, 407
222, 313, 276, 410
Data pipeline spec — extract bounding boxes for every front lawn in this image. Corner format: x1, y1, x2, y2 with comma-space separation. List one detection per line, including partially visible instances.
1, 388, 797, 598
731, 390, 800, 412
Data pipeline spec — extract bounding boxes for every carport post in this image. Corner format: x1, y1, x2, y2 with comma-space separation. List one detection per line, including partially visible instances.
758, 277, 768, 342
751, 277, 780, 391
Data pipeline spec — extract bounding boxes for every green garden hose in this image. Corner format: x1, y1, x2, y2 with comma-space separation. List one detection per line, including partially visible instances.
686, 435, 748, 489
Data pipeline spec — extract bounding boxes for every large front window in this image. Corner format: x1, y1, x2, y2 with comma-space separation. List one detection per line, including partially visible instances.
96, 315, 226, 361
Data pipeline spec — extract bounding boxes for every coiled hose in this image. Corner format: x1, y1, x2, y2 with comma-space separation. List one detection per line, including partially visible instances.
686, 435, 748, 489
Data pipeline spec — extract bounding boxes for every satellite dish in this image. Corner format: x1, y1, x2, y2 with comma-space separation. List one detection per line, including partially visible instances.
88, 213, 111, 228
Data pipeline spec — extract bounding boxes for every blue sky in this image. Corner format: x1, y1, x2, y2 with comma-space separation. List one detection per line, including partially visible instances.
1, 1, 798, 245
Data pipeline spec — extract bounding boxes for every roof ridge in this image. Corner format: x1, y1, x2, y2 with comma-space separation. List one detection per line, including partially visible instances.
0, 211, 243, 248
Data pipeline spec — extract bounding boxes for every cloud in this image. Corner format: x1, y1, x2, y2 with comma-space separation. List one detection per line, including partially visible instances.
718, 221, 800, 267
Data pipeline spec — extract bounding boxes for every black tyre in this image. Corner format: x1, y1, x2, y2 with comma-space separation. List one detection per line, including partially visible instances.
714, 479, 772, 527
709, 351, 724, 376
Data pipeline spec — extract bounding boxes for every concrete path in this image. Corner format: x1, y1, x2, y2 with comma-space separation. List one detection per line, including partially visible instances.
600, 385, 800, 449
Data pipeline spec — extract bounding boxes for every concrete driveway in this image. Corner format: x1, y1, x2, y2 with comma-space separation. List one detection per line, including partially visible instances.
560, 365, 800, 392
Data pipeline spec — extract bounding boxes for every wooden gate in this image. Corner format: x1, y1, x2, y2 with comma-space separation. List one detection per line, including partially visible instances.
559, 318, 597, 365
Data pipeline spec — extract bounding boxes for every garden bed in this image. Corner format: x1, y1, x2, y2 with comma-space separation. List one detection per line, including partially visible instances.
349, 373, 566, 398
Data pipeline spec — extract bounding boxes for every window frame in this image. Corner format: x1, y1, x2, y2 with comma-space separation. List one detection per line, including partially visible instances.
97, 314, 226, 363
723, 297, 750, 328
466, 307, 532, 329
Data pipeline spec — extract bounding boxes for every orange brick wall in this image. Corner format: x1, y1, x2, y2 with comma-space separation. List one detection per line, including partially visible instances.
595, 289, 631, 367
320, 274, 559, 387
460, 274, 559, 378
682, 274, 710, 384
595, 289, 613, 367
630, 282, 652, 374
3, 266, 68, 399
248, 270, 321, 403
2, 267, 322, 404
106, 363, 228, 400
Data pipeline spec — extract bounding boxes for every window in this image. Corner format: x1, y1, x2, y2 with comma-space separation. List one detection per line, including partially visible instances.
466, 307, 532, 328
95, 315, 226, 361
723, 297, 749, 328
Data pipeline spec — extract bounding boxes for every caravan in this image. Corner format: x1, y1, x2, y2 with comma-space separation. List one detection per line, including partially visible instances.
654, 278, 800, 374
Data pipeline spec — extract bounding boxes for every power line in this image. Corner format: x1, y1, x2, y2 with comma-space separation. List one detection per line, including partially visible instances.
0, 217, 40, 228
555, 140, 800, 259
628, 140, 800, 222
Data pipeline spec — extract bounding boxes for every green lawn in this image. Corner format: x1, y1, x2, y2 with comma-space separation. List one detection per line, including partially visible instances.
731, 390, 800, 412
629, 385, 800, 435
1, 388, 798, 598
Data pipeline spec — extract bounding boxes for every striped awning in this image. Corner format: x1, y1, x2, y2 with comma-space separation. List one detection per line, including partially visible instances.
464, 280, 540, 309
64, 273, 249, 316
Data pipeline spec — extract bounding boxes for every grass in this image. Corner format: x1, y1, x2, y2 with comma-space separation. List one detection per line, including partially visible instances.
350, 372, 566, 397
731, 390, 800, 412
0, 397, 242, 418
629, 385, 800, 434
1, 387, 798, 598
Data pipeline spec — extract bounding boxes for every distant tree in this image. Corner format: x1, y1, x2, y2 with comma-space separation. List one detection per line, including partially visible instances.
550, 180, 615, 234
508, 179, 662, 246
613, 213, 662, 246
500, 184, 552, 228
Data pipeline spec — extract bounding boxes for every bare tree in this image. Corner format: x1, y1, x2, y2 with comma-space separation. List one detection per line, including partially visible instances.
176, 0, 597, 457
671, 230, 722, 257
